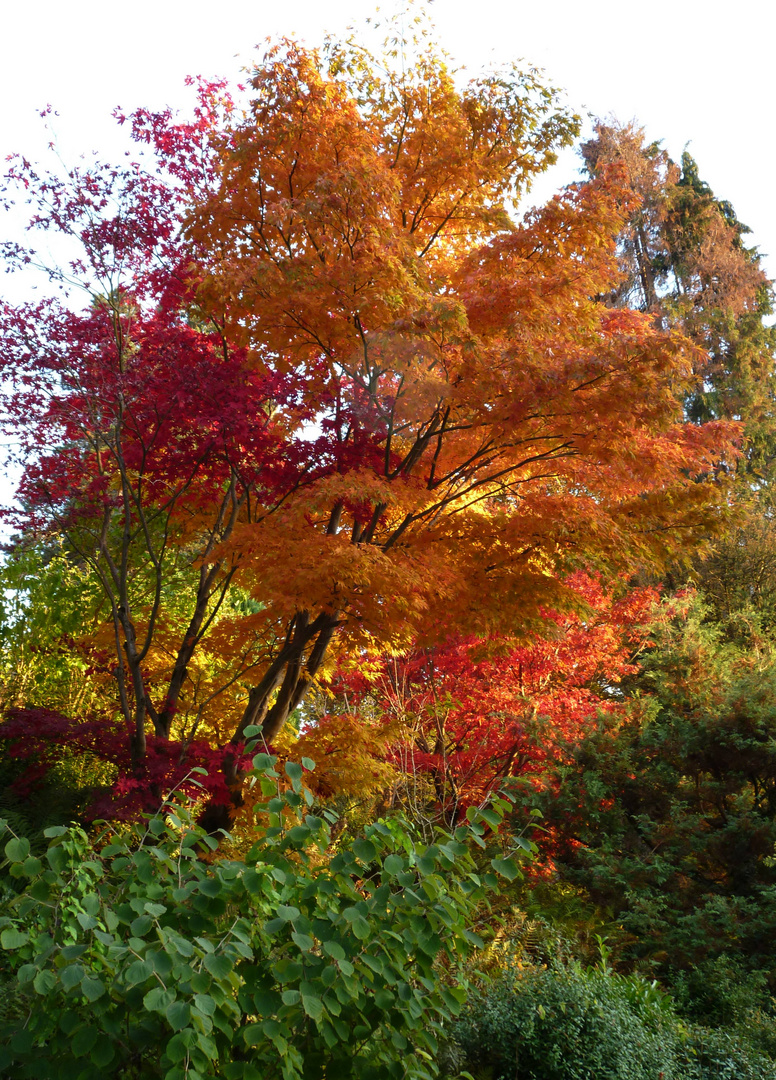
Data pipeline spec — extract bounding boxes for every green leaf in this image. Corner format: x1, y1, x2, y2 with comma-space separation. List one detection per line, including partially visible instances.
167, 1029, 198, 1061
383, 854, 404, 875
272, 959, 303, 984
81, 976, 106, 1002
166, 1000, 192, 1031
47, 846, 68, 873
72, 1024, 99, 1058
81, 892, 100, 915
285, 761, 303, 781
291, 931, 314, 952
4, 837, 30, 862
353, 838, 377, 863
91, 1039, 115, 1068
441, 988, 465, 1015
196, 1032, 218, 1061
491, 857, 520, 881
1, 928, 28, 950
169, 935, 195, 957
144, 987, 175, 1012
193, 993, 216, 1016
276, 904, 301, 922
10, 1030, 33, 1054
130, 915, 153, 936
243, 1023, 264, 1047
43, 825, 68, 838
60, 964, 85, 991
126, 959, 153, 985
253, 988, 282, 1014
203, 953, 232, 979
323, 941, 345, 961
61, 944, 88, 960
302, 994, 324, 1021
285, 825, 311, 845
350, 915, 370, 940
301, 757, 315, 772
33, 969, 57, 995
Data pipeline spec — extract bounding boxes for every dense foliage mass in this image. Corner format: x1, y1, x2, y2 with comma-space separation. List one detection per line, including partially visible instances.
0, 754, 524, 1079
2, 6, 776, 1078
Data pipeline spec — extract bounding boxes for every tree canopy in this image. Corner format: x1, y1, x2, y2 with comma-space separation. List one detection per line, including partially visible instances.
0, 39, 737, 777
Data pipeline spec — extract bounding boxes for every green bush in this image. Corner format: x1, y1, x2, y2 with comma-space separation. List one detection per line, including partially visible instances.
449, 960, 683, 1080
446, 957, 775, 1080
527, 592, 776, 984
0, 753, 524, 1080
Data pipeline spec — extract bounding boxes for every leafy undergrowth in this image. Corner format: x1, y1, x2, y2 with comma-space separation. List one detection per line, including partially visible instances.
0, 754, 524, 1080
442, 936, 776, 1080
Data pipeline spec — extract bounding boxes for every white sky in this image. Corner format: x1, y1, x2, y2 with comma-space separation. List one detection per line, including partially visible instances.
2, 0, 773, 269
1, 0, 775, 514
0, 0, 772, 261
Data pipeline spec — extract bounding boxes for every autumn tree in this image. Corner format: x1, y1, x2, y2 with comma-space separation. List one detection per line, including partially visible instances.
581, 121, 776, 463
307, 573, 658, 826
180, 40, 734, 746
1, 26, 736, 779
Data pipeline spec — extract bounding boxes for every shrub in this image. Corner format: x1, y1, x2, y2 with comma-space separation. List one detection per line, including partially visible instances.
0, 753, 524, 1080
446, 956, 776, 1080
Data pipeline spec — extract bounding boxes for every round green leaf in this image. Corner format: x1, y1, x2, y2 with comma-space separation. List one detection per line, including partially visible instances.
203, 953, 232, 979
33, 969, 57, 995
353, 838, 377, 864
1, 928, 29, 950
126, 959, 153, 985
4, 837, 30, 863
60, 964, 85, 991
72, 1024, 99, 1058
81, 976, 106, 1002
144, 987, 175, 1012
491, 857, 520, 881
350, 915, 370, 940
243, 1022, 264, 1047
193, 993, 216, 1016
166, 1028, 197, 1061
302, 994, 324, 1021
91, 1039, 115, 1068
166, 999, 192, 1030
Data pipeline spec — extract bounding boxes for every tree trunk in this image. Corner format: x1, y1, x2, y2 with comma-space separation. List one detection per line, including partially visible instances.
230, 610, 340, 746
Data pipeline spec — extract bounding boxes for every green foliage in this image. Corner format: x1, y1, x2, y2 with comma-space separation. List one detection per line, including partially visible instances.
532, 590, 776, 980
445, 956, 775, 1080
0, 754, 524, 1079
0, 545, 106, 717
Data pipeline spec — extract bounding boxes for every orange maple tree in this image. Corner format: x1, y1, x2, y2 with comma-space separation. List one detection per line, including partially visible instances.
186, 40, 735, 745
1, 30, 736, 783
